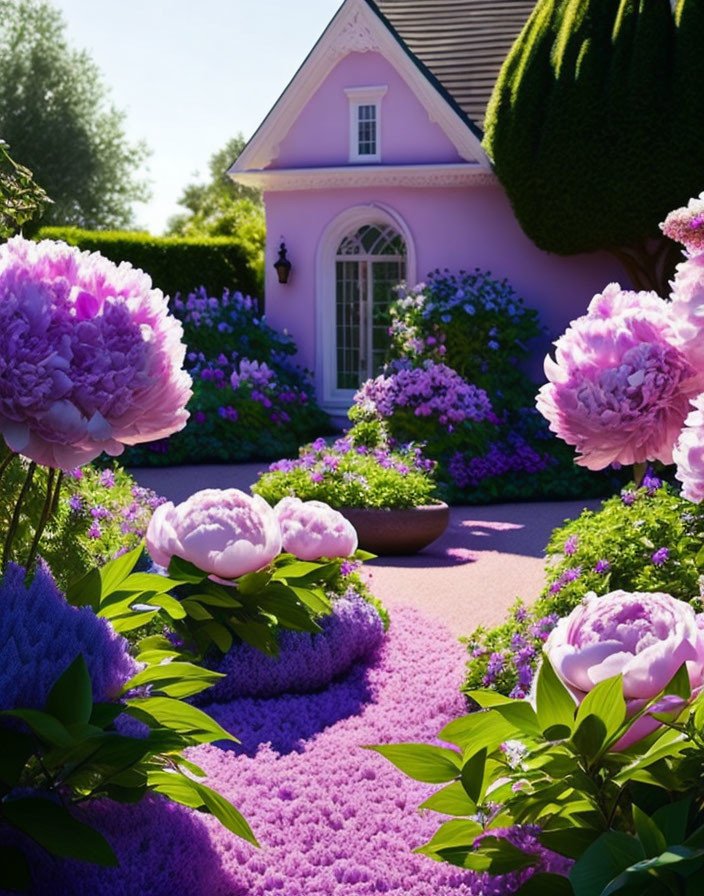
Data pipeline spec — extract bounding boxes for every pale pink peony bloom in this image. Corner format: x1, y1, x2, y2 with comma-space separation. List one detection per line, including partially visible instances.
545, 590, 704, 749
669, 254, 704, 372
536, 283, 699, 469
274, 497, 358, 561
661, 192, 704, 256
673, 393, 704, 503
146, 489, 282, 581
0, 237, 192, 469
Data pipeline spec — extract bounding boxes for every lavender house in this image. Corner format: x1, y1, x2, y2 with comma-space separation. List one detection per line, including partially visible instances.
230, 0, 624, 412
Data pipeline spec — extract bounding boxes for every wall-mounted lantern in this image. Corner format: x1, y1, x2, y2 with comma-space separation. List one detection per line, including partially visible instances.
273, 240, 292, 284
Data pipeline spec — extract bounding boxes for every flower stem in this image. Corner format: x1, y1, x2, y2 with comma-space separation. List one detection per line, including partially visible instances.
49, 471, 64, 518
2, 461, 36, 571
0, 449, 17, 489
25, 467, 56, 573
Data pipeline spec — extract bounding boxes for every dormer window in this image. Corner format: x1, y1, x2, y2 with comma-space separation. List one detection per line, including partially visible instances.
345, 85, 387, 163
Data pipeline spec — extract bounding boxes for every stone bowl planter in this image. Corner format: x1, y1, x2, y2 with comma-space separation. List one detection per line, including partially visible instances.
339, 502, 450, 556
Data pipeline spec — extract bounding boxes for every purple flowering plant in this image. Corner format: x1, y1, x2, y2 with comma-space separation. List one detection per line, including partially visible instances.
464, 476, 704, 698
253, 419, 439, 510
0, 562, 258, 894
0, 451, 164, 589
121, 287, 331, 465
387, 270, 542, 410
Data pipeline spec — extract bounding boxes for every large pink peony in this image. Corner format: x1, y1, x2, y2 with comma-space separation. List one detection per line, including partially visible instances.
146, 488, 282, 581
669, 254, 704, 372
274, 497, 358, 561
536, 283, 699, 469
0, 236, 192, 469
673, 393, 704, 503
545, 590, 704, 749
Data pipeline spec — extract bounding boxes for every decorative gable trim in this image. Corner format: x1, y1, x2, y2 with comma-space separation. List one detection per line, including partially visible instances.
230, 0, 490, 178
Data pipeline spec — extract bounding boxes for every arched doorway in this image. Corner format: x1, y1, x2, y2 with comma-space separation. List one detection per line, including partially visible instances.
317, 205, 415, 409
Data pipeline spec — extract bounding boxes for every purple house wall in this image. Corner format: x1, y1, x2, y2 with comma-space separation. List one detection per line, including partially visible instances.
231, 0, 626, 412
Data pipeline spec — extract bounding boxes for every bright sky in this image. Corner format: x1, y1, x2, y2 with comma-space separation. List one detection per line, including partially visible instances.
52, 0, 342, 234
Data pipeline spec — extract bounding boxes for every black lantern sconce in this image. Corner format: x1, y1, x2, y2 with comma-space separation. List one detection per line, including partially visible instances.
273, 240, 292, 284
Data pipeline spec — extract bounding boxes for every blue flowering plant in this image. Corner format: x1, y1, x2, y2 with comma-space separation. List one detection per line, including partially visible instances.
464, 474, 704, 698
121, 287, 331, 465
387, 270, 543, 412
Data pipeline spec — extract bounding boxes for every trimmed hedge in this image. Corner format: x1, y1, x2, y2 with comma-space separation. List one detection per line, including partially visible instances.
35, 227, 259, 299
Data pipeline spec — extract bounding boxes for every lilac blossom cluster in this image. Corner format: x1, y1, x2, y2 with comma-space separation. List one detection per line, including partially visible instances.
354, 361, 493, 430
172, 286, 266, 335
0, 562, 136, 711
199, 589, 385, 703
447, 436, 551, 489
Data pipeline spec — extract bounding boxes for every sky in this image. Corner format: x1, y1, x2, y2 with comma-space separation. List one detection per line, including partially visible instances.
52, 0, 342, 233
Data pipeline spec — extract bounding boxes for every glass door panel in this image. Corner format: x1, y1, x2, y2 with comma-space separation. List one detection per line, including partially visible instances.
335, 259, 361, 390
369, 260, 404, 377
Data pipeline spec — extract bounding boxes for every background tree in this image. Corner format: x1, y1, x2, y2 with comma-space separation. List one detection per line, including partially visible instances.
0, 141, 51, 239
483, 0, 704, 293
0, 0, 149, 230
167, 135, 265, 290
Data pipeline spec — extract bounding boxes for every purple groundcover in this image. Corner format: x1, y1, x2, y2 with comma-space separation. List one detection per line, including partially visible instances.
200, 589, 386, 703
22, 608, 564, 895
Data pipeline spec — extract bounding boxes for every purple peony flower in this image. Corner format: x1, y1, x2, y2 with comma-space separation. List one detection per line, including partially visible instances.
146, 488, 282, 581
0, 563, 136, 711
274, 497, 358, 561
674, 393, 704, 503
536, 283, 700, 469
0, 237, 192, 469
545, 590, 704, 749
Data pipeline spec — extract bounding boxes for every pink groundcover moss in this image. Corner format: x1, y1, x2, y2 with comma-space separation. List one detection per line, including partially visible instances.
27, 608, 564, 895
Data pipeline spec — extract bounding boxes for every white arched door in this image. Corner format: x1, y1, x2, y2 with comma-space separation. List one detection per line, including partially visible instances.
317, 206, 414, 409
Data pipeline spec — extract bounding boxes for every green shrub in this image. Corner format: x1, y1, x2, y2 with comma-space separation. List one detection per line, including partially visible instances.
253, 423, 439, 510
463, 477, 704, 697
35, 227, 259, 299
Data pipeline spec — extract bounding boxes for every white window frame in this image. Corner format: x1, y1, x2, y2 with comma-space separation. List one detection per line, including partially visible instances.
345, 85, 387, 163
316, 203, 416, 411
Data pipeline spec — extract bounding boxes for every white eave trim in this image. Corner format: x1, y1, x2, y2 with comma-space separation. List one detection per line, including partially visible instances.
231, 163, 497, 192
229, 0, 490, 176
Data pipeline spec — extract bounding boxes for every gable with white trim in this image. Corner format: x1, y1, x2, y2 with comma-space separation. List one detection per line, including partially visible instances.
229, 0, 491, 188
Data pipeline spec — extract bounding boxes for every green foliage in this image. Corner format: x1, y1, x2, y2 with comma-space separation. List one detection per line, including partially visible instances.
166, 134, 264, 292
464, 479, 704, 697
483, 0, 704, 260
0, 451, 161, 589
0, 653, 256, 893
372, 659, 704, 895
65, 542, 367, 659
0, 140, 51, 238
252, 425, 440, 510
35, 226, 260, 301
0, 0, 149, 229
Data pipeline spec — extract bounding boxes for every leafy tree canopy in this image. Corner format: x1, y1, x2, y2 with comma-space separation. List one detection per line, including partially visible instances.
483, 0, 704, 291
0, 140, 51, 239
167, 134, 265, 289
0, 0, 149, 230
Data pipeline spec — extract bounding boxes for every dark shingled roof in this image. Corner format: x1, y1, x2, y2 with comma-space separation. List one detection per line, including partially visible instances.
366, 0, 536, 133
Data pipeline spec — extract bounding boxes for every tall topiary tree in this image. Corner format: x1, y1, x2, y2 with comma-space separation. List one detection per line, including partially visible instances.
483, 0, 704, 293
